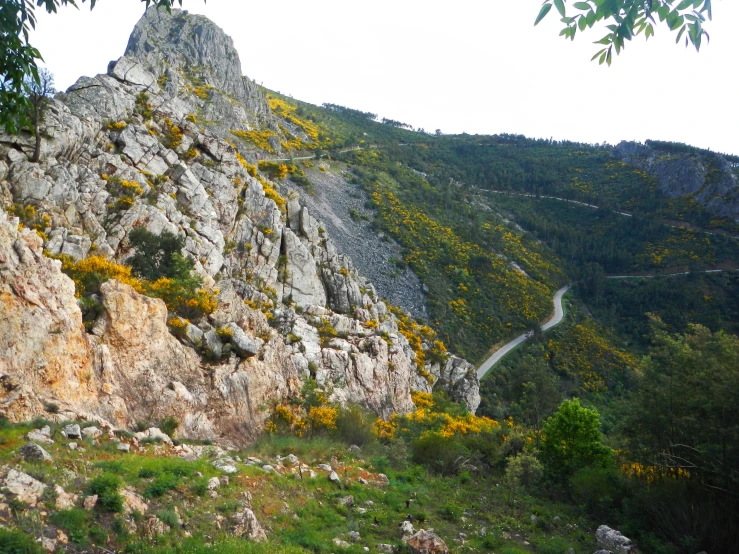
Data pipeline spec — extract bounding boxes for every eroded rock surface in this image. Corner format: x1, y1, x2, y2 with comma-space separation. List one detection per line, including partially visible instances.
0, 8, 478, 443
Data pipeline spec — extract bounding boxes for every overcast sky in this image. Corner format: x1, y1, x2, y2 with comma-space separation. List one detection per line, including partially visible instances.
31, 1, 738, 154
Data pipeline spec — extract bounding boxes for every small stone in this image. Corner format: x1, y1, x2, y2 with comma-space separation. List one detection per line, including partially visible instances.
18, 442, 53, 462
68, 442, 78, 450
207, 477, 220, 490
358, 477, 369, 485
219, 475, 229, 486
377, 544, 394, 552
56, 530, 68, 544
355, 507, 367, 514
375, 473, 390, 485
286, 454, 299, 465
337, 495, 354, 507
348, 530, 361, 542
262, 464, 276, 473
117, 443, 131, 452
39, 537, 56, 552
318, 463, 332, 472
348, 444, 361, 455
84, 495, 98, 510
328, 471, 340, 483
333, 537, 351, 548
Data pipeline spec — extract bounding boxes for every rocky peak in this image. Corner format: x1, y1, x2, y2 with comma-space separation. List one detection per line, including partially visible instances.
125, 7, 271, 127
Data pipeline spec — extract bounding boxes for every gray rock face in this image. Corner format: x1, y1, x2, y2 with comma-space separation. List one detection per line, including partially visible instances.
596, 525, 638, 554
125, 7, 271, 130
0, 8, 479, 442
613, 141, 739, 222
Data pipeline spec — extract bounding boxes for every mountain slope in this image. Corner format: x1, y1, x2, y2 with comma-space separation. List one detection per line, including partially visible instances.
0, 8, 479, 440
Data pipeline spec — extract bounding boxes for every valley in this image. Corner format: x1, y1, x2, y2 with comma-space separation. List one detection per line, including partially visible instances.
0, 5, 737, 554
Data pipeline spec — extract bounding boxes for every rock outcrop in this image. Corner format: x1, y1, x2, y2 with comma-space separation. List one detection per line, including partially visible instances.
613, 141, 739, 222
595, 525, 638, 554
0, 8, 479, 441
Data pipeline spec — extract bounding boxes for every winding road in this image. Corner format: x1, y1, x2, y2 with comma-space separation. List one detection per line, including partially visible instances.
477, 285, 570, 379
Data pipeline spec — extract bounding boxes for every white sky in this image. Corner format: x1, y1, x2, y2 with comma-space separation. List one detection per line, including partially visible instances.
31, 1, 738, 154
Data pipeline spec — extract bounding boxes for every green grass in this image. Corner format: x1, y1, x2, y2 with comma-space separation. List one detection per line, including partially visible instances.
0, 421, 598, 554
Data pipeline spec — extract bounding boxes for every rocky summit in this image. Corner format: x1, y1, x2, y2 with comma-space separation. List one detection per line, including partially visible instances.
0, 8, 478, 442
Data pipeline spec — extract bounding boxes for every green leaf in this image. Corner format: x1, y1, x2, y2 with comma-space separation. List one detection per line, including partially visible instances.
554, 0, 566, 17
573, 2, 591, 10
579, 15, 588, 30
534, 3, 553, 25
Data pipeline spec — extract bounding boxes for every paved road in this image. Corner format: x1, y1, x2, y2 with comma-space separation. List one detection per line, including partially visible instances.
607, 269, 739, 279
477, 285, 570, 379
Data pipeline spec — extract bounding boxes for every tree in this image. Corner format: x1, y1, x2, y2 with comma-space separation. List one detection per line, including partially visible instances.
126, 228, 194, 282
623, 316, 739, 498
535, 0, 713, 65
0, 0, 198, 136
24, 67, 55, 162
540, 398, 613, 477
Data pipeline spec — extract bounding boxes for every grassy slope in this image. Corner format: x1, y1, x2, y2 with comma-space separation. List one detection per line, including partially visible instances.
0, 421, 598, 554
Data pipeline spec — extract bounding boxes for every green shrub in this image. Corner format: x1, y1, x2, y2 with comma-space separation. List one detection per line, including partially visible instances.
158, 416, 179, 438
411, 433, 468, 476
0, 528, 44, 554
334, 404, 374, 446
144, 473, 180, 498
87, 473, 124, 512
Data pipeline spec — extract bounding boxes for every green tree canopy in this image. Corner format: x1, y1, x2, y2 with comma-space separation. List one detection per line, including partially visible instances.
623, 316, 739, 497
540, 398, 613, 477
535, 0, 713, 65
127, 227, 194, 282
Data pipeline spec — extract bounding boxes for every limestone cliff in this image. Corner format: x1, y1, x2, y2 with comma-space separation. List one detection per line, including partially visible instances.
0, 8, 479, 441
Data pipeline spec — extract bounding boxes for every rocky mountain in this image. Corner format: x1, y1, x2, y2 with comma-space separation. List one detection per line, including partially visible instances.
0, 8, 478, 444
614, 140, 739, 221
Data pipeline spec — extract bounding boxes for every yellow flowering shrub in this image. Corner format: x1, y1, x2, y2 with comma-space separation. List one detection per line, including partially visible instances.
107, 121, 127, 131
308, 405, 338, 431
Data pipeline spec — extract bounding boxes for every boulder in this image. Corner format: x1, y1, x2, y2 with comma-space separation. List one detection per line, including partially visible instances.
26, 426, 53, 444
121, 488, 148, 514
232, 508, 267, 541
3, 469, 46, 506
54, 485, 78, 510
18, 442, 53, 462
333, 538, 351, 548
407, 530, 450, 554
400, 520, 416, 541
61, 424, 82, 439
225, 322, 258, 358
134, 427, 173, 445
81, 426, 102, 439
596, 525, 638, 554
212, 456, 238, 474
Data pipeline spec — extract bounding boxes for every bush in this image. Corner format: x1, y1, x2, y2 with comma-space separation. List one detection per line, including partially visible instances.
570, 466, 625, 519
158, 416, 179, 438
334, 405, 374, 446
411, 433, 468, 476
144, 473, 180, 498
87, 474, 124, 512
0, 528, 43, 554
